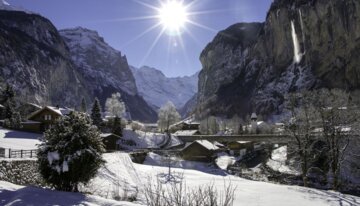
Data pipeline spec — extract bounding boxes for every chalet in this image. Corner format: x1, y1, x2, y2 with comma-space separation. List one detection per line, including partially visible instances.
181, 140, 219, 162
170, 116, 200, 132
27, 106, 73, 132
100, 133, 121, 152
18, 103, 42, 118
227, 141, 253, 156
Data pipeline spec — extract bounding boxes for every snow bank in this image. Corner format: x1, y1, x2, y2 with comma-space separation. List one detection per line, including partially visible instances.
215, 153, 236, 170
267, 146, 298, 175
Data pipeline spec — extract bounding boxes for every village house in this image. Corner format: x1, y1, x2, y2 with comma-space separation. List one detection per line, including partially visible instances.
227, 141, 253, 156
181, 140, 220, 162
170, 116, 200, 132
18, 103, 42, 118
100, 133, 122, 152
26, 106, 73, 132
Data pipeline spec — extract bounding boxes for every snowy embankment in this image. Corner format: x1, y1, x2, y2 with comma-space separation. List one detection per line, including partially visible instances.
0, 180, 138, 206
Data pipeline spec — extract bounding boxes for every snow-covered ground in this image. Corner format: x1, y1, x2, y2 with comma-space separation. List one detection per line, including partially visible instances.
122, 129, 167, 149
0, 128, 42, 157
1, 152, 359, 206
267, 146, 298, 175
0, 180, 138, 206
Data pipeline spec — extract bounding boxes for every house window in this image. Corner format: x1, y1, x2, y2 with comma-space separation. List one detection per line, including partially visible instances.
44, 115, 52, 120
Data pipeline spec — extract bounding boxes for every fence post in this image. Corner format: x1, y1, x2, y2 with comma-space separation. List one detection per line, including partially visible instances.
21, 150, 23, 158
8, 148, 11, 158
30, 150, 33, 158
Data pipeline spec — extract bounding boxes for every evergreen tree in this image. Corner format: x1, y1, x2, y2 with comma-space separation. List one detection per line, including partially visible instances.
1, 84, 16, 119
0, 84, 15, 105
112, 116, 122, 136
91, 98, 103, 127
80, 97, 87, 113
37, 112, 105, 192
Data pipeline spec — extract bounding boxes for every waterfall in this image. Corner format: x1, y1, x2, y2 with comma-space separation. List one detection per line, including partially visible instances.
299, 9, 306, 55
291, 21, 302, 64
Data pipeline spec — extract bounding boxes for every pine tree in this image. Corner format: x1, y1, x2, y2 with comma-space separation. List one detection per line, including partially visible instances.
91, 98, 103, 128
1, 84, 16, 119
37, 112, 105, 192
80, 97, 87, 113
112, 116, 122, 136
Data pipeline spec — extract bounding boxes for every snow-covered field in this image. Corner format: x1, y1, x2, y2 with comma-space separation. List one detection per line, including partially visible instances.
4, 152, 358, 206
0, 128, 42, 157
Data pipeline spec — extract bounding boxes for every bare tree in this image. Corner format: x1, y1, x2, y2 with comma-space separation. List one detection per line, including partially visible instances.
284, 91, 318, 187
313, 89, 358, 190
199, 116, 219, 135
158, 101, 181, 133
105, 93, 126, 118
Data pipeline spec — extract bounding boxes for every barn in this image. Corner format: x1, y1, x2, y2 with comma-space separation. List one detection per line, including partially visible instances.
181, 140, 219, 162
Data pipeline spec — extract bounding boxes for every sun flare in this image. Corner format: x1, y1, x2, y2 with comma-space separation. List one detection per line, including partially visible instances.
158, 0, 188, 35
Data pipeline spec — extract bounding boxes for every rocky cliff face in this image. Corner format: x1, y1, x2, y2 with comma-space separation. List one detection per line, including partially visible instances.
197, 0, 360, 120
0, 10, 90, 106
130, 66, 198, 110
0, 10, 157, 122
60, 28, 157, 122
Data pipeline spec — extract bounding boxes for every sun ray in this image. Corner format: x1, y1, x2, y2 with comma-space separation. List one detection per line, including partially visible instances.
132, 0, 160, 11
176, 35, 192, 73
186, 19, 218, 33
89, 15, 160, 24
121, 22, 162, 48
188, 8, 239, 16
138, 27, 166, 67
183, 27, 203, 48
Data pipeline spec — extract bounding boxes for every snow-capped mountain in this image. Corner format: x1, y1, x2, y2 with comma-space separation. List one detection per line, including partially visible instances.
60, 27, 137, 96
130, 66, 198, 110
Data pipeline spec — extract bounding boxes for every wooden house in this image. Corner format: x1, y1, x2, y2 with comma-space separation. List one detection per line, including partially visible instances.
100, 133, 121, 152
227, 141, 253, 156
27, 106, 73, 132
181, 140, 219, 162
18, 103, 42, 118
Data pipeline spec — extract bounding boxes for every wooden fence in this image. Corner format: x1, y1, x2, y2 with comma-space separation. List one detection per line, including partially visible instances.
0, 148, 37, 158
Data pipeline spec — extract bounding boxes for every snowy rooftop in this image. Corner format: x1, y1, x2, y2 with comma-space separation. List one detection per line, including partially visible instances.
173, 130, 199, 136
100, 133, 120, 138
194, 140, 219, 151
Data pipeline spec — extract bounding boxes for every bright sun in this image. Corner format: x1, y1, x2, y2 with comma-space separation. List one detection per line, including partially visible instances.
158, 0, 188, 35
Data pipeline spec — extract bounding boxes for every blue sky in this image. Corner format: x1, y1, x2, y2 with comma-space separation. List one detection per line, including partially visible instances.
9, 0, 272, 77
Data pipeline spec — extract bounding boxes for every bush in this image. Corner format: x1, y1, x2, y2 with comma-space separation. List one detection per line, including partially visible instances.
37, 112, 105, 192
144, 177, 236, 206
